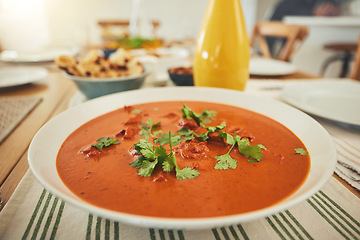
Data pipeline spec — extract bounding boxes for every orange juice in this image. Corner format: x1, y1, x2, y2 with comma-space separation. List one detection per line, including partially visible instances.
194, 0, 250, 91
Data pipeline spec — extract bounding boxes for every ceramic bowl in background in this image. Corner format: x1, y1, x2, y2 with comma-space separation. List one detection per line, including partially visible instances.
62, 65, 151, 99
168, 66, 193, 86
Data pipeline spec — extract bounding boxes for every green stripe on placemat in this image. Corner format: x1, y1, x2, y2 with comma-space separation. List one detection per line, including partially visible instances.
22, 190, 65, 240
266, 211, 313, 240
308, 190, 360, 240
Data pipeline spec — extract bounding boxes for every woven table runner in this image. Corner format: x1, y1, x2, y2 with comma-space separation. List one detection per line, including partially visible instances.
0, 170, 359, 240
0, 96, 42, 143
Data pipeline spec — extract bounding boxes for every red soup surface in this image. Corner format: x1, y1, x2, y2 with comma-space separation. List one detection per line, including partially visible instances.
57, 101, 310, 218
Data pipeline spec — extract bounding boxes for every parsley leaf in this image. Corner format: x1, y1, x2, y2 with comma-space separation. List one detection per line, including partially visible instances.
132, 109, 142, 114
138, 140, 156, 159
206, 121, 226, 133
132, 138, 168, 177
164, 131, 199, 180
176, 167, 200, 180
236, 137, 263, 162
178, 128, 195, 142
201, 110, 217, 124
215, 152, 237, 170
295, 148, 307, 155
130, 155, 146, 169
154, 133, 181, 146
217, 132, 265, 166
92, 137, 120, 151
162, 154, 175, 172
194, 132, 209, 142
177, 122, 226, 143
201, 109, 217, 118
138, 160, 158, 177
181, 104, 203, 126
132, 132, 199, 180
219, 131, 235, 145
139, 118, 162, 137
214, 134, 237, 170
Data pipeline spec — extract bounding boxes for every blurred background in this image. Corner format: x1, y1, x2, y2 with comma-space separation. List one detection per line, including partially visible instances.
1, 0, 360, 77
0, 0, 276, 51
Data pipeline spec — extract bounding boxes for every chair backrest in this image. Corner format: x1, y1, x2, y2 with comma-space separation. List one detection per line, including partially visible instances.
250, 21, 308, 62
350, 36, 360, 81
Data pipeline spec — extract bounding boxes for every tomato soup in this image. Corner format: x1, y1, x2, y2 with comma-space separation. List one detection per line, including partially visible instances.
57, 101, 310, 218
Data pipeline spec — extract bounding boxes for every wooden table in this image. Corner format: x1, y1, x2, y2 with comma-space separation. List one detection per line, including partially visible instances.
0, 66, 77, 211
0, 65, 358, 212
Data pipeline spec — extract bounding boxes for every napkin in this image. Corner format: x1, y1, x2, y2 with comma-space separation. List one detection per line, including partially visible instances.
246, 79, 360, 191
0, 96, 41, 143
0, 170, 359, 240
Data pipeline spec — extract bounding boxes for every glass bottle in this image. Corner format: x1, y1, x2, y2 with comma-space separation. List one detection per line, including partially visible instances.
194, 0, 250, 91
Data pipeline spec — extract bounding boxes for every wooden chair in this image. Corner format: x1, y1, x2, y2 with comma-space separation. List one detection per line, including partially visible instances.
350, 36, 360, 81
320, 42, 358, 77
250, 21, 308, 62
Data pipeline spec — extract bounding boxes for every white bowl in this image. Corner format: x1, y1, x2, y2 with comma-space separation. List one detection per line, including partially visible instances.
28, 87, 336, 229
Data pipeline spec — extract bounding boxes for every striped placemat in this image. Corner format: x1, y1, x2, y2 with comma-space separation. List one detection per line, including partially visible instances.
0, 96, 41, 143
0, 170, 359, 240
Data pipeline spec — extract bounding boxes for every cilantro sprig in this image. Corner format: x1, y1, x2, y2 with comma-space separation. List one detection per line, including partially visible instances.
154, 133, 181, 146
215, 132, 238, 170
177, 121, 226, 143
92, 137, 120, 151
164, 132, 199, 180
139, 118, 162, 137
131, 132, 199, 180
216, 131, 266, 168
181, 104, 203, 126
131, 138, 167, 177
181, 104, 218, 126
130, 104, 267, 180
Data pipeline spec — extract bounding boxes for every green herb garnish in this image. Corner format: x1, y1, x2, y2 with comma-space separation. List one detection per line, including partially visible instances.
131, 109, 142, 114
206, 121, 226, 133
218, 131, 266, 164
154, 133, 181, 146
214, 132, 238, 170
92, 137, 120, 151
131, 132, 199, 180
131, 138, 167, 177
177, 121, 226, 143
295, 148, 307, 155
177, 127, 195, 142
165, 132, 199, 180
181, 104, 203, 126
139, 118, 162, 137
130, 104, 267, 179
201, 109, 217, 124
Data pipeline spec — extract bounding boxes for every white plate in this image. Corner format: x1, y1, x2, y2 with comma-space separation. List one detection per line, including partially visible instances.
0, 47, 78, 63
0, 67, 48, 88
28, 87, 336, 229
282, 80, 360, 127
250, 58, 297, 76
